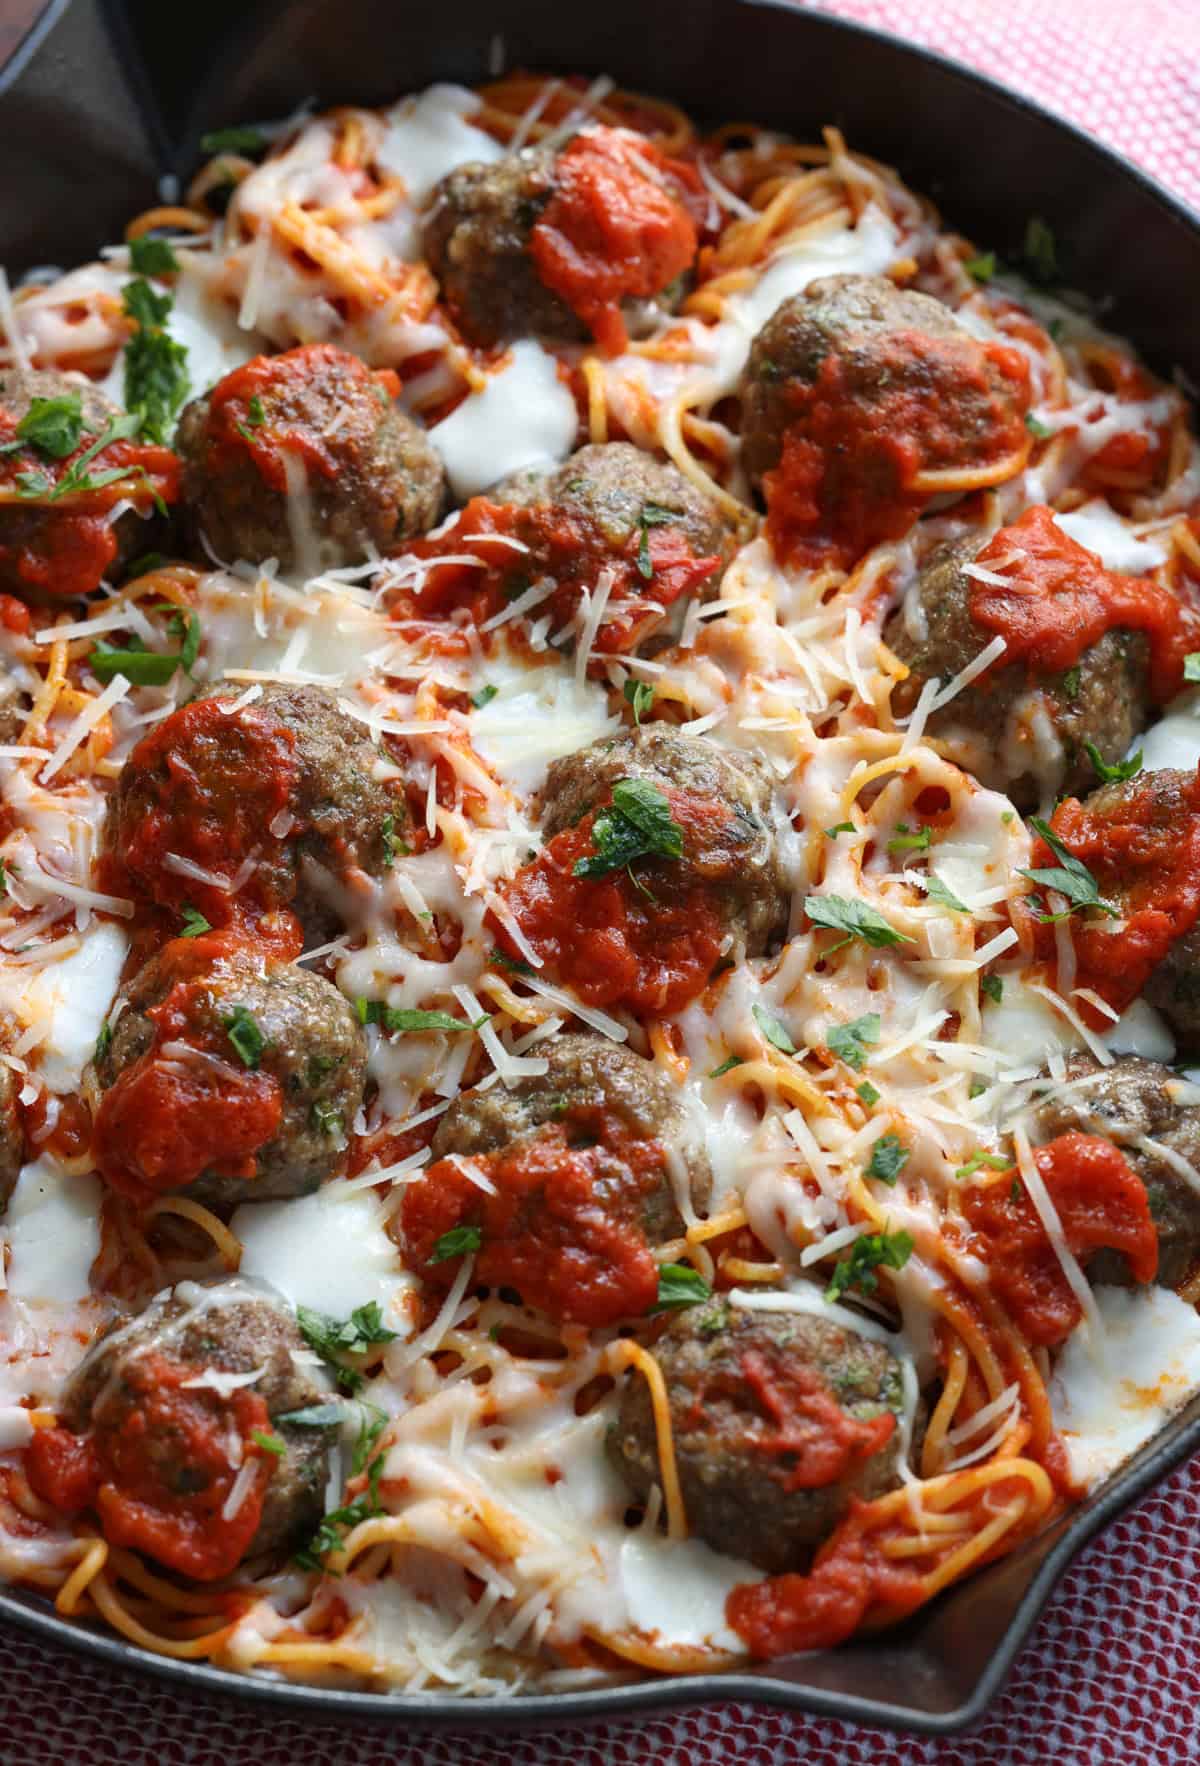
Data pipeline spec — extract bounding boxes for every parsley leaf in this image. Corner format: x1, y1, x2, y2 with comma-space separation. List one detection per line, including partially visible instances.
297, 1303, 399, 1397
122, 277, 189, 444
128, 235, 179, 276
649, 1264, 712, 1312
294, 1498, 376, 1571
981, 973, 1004, 1003
635, 502, 676, 580
752, 1003, 796, 1054
430, 1224, 482, 1263
11, 392, 87, 460
709, 1054, 744, 1078
179, 905, 210, 938
964, 251, 996, 282
201, 124, 268, 156
624, 678, 655, 724
16, 409, 142, 503
573, 778, 683, 880
490, 949, 534, 977
954, 1150, 1013, 1180
826, 1012, 881, 1071
94, 1021, 113, 1061
856, 1080, 881, 1106
1084, 741, 1142, 785
923, 873, 969, 913
223, 1004, 265, 1068
804, 894, 913, 951
824, 822, 856, 838
825, 1228, 913, 1301
471, 684, 498, 708
88, 643, 180, 686
354, 1000, 487, 1035
1019, 818, 1118, 921
251, 1430, 286, 1458
887, 823, 931, 854
866, 1133, 909, 1185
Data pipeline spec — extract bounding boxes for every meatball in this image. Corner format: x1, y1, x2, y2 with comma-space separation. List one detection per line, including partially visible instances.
422, 125, 698, 354
0, 369, 177, 600
401, 1032, 709, 1326
91, 936, 366, 1208
609, 1296, 907, 1572
0, 1060, 22, 1212
176, 344, 445, 571
738, 274, 1030, 565
25, 1278, 336, 1579
885, 527, 1151, 809
101, 682, 402, 942
1031, 1053, 1200, 1288
493, 725, 788, 1013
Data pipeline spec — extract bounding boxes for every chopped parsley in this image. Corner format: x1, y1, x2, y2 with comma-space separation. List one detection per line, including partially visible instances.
1184, 653, 1200, 683
866, 1133, 909, 1185
128, 235, 179, 276
354, 1000, 488, 1035
246, 394, 266, 426
635, 502, 677, 580
1023, 216, 1058, 283
923, 873, 969, 913
4, 392, 88, 460
709, 1053, 744, 1078
963, 251, 996, 282
490, 949, 534, 977
954, 1149, 1012, 1180
572, 778, 683, 882
1025, 411, 1053, 439
825, 1228, 913, 1302
124, 551, 166, 579
1084, 741, 1142, 785
826, 1012, 881, 1072
297, 1303, 399, 1396
624, 678, 655, 724
824, 821, 856, 838
380, 812, 408, 864
856, 1080, 881, 1107
200, 124, 269, 156
179, 905, 211, 938
1061, 664, 1081, 701
294, 1498, 377, 1572
752, 1003, 796, 1054
311, 1099, 345, 1139
122, 277, 189, 445
223, 1004, 265, 1068
887, 823, 931, 855
981, 973, 1004, 1004
1019, 818, 1118, 921
471, 684, 498, 708
804, 894, 913, 952
94, 1021, 113, 1061
650, 1264, 712, 1312
429, 1224, 483, 1264
250, 1430, 286, 1458
16, 409, 142, 502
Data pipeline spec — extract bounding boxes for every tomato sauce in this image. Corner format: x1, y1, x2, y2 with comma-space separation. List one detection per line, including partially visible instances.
969, 505, 1193, 701
763, 331, 1030, 568
91, 932, 283, 1205
962, 1134, 1157, 1345
735, 1350, 896, 1492
1025, 766, 1200, 1024
203, 344, 401, 491
530, 127, 700, 355
395, 496, 720, 657
100, 695, 300, 927
1081, 348, 1174, 494
493, 789, 728, 1014
0, 411, 180, 601
26, 1352, 273, 1581
401, 1105, 671, 1325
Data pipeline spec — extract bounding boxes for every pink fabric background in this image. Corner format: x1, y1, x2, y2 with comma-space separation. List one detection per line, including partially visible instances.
6, 1, 1200, 1759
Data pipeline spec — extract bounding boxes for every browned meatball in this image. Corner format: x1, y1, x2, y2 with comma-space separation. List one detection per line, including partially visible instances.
399, 1032, 709, 1327
101, 682, 403, 942
1031, 1053, 1200, 1288
539, 725, 790, 959
0, 369, 174, 600
176, 344, 445, 570
0, 1061, 22, 1212
885, 535, 1151, 810
91, 937, 366, 1208
609, 1296, 907, 1571
738, 274, 1030, 565
29, 1279, 336, 1577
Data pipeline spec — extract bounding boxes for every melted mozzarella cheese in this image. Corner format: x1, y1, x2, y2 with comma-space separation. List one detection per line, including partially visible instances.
231, 1183, 416, 1327
191, 572, 389, 682
1104, 998, 1176, 1063
468, 666, 619, 793
1136, 693, 1200, 772
617, 1535, 758, 1648
17, 920, 127, 1092
1055, 501, 1170, 574
1050, 1285, 1200, 1488
980, 975, 1082, 1070
3, 1158, 102, 1302
378, 84, 504, 205
430, 341, 580, 499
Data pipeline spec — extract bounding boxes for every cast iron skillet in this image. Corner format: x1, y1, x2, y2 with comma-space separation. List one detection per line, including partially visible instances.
2, 0, 1200, 1735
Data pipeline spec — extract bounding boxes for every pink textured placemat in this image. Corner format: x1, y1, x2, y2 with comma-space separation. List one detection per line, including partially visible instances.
7, 3, 1200, 1760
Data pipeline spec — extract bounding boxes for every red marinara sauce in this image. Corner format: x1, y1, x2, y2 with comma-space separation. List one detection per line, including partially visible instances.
493, 789, 728, 1014
400, 1106, 671, 1326
530, 126, 700, 355
763, 330, 1030, 569
397, 497, 720, 657
1025, 765, 1200, 1023
0, 414, 180, 601
969, 504, 1193, 701
91, 932, 283, 1204
26, 1352, 273, 1581
201, 344, 401, 491
99, 695, 300, 929
735, 1350, 897, 1493
962, 1133, 1157, 1346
